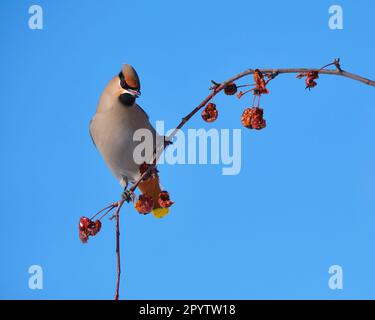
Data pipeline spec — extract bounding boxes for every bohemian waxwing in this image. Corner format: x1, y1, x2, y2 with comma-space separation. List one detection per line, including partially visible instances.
90, 64, 169, 218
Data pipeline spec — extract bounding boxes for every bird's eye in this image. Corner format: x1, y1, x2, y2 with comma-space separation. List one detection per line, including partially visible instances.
119, 93, 136, 107
120, 79, 127, 89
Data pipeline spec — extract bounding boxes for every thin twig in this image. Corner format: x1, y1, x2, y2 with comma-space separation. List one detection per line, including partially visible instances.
114, 199, 125, 300
90, 203, 115, 220
318, 61, 336, 71
98, 204, 116, 221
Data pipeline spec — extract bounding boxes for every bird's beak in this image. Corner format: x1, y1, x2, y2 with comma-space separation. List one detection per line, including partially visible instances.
122, 88, 141, 98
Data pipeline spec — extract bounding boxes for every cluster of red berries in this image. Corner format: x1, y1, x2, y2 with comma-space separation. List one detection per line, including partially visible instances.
78, 165, 175, 242
134, 191, 173, 214
201, 68, 322, 130
79, 217, 102, 243
201, 69, 269, 130
134, 163, 174, 215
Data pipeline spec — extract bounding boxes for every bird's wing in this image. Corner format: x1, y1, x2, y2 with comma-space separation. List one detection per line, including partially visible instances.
135, 103, 150, 119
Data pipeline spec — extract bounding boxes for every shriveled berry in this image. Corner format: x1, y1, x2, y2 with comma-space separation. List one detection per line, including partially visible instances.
241, 107, 266, 130
79, 217, 102, 244
158, 191, 174, 208
139, 162, 159, 181
305, 70, 319, 90
134, 194, 154, 214
224, 82, 238, 95
201, 103, 218, 123
253, 69, 269, 95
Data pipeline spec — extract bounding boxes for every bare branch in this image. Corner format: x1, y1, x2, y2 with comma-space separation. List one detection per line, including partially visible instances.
168, 63, 374, 142
130, 59, 375, 193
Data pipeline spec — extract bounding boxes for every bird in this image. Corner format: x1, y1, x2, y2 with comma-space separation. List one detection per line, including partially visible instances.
90, 64, 170, 218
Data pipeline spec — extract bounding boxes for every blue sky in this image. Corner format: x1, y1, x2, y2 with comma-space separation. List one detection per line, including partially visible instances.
0, 0, 375, 299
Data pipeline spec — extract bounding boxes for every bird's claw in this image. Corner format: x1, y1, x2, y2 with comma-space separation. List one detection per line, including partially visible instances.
122, 189, 135, 203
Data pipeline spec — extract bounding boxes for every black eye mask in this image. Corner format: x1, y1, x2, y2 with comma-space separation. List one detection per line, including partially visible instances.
119, 71, 140, 92
118, 71, 140, 107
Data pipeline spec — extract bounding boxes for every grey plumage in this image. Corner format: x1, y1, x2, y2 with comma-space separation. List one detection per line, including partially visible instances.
90, 66, 162, 187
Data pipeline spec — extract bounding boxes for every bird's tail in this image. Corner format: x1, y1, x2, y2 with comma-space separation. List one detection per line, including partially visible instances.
138, 176, 169, 218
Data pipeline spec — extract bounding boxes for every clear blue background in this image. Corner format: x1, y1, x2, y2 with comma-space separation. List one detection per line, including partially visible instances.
1, 0, 375, 299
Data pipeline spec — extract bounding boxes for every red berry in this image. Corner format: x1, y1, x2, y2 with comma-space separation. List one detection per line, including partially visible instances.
139, 162, 159, 181
224, 82, 238, 95
134, 194, 154, 214
305, 71, 319, 89
241, 107, 266, 130
158, 191, 174, 208
253, 69, 269, 95
78, 217, 102, 244
201, 103, 218, 123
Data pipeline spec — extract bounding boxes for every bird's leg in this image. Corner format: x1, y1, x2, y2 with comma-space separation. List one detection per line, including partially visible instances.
122, 176, 129, 190
122, 189, 135, 203
121, 177, 134, 203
